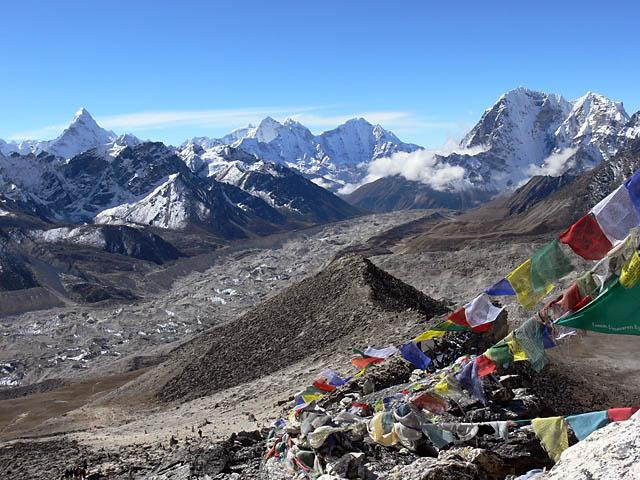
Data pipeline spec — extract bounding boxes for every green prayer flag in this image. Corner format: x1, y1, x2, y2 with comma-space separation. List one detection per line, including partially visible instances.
485, 341, 513, 366
514, 319, 547, 371
557, 276, 640, 335
530, 240, 574, 292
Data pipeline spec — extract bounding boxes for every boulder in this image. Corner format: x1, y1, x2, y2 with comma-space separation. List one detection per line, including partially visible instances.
542, 411, 640, 479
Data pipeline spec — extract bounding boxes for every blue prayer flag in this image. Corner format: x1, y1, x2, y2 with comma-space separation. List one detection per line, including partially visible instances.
400, 342, 432, 370
625, 169, 640, 218
542, 326, 556, 349
566, 410, 609, 440
485, 278, 516, 296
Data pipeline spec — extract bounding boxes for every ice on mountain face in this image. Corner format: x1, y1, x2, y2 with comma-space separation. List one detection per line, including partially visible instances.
449, 88, 633, 190
95, 174, 205, 230
554, 92, 630, 163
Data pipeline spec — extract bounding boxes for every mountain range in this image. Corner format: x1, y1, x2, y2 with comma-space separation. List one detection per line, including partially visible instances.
345, 88, 640, 211
180, 116, 420, 192
2, 88, 639, 229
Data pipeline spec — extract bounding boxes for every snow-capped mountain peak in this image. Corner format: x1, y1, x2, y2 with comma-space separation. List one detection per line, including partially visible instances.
0, 108, 140, 160
180, 116, 419, 191
249, 116, 283, 143
553, 91, 630, 164
46, 108, 117, 159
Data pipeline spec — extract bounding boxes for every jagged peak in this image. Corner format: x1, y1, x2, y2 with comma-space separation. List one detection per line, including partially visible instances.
72, 107, 93, 122
257, 116, 282, 127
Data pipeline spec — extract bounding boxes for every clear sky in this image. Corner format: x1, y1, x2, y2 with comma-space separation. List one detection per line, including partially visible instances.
2, 0, 639, 147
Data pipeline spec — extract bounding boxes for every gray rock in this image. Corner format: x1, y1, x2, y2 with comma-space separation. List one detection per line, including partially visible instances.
543, 410, 640, 479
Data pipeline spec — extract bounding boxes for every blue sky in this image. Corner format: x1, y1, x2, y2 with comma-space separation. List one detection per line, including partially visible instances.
2, 0, 639, 147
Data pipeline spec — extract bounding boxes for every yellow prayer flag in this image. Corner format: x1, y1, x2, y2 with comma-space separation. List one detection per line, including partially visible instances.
620, 250, 640, 288
531, 416, 569, 462
414, 320, 460, 341
370, 412, 399, 447
302, 393, 324, 403
506, 259, 554, 310
434, 378, 450, 394
415, 329, 447, 341
507, 337, 528, 362
353, 367, 369, 378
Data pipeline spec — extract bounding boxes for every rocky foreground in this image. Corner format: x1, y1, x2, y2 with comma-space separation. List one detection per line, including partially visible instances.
1, 309, 636, 479
0, 226, 638, 479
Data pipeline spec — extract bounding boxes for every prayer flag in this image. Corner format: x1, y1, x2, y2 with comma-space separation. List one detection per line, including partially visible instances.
319, 369, 349, 387
410, 391, 448, 413
514, 319, 547, 372
464, 293, 504, 327
607, 406, 639, 422
620, 250, 640, 288
507, 259, 555, 310
369, 411, 399, 447
506, 333, 528, 362
399, 342, 431, 370
557, 277, 640, 335
434, 378, 450, 394
422, 423, 454, 449
414, 320, 468, 341
566, 410, 609, 440
363, 346, 398, 359
531, 416, 569, 462
475, 355, 497, 377
542, 326, 556, 349
590, 185, 640, 244
539, 283, 584, 322
624, 169, 640, 218
455, 358, 486, 404
448, 307, 469, 327
575, 271, 599, 297
559, 214, 613, 261
485, 277, 516, 296
530, 240, 574, 291
351, 356, 384, 369
312, 379, 336, 393
485, 342, 513, 367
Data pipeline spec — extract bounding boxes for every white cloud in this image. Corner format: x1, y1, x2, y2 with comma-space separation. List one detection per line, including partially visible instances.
526, 147, 578, 177
10, 124, 67, 140
340, 140, 487, 194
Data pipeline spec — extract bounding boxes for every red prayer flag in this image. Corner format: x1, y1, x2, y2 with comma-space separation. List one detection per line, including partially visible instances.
475, 355, 497, 377
559, 283, 584, 312
312, 379, 337, 392
351, 356, 383, 369
559, 214, 613, 261
471, 322, 493, 333
448, 307, 469, 327
540, 283, 585, 321
608, 406, 639, 422
410, 391, 448, 413
572, 295, 593, 311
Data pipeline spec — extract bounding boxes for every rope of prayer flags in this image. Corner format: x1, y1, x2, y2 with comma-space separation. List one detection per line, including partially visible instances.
415, 293, 503, 341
